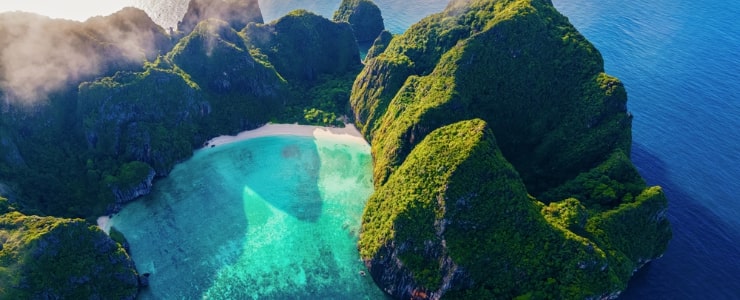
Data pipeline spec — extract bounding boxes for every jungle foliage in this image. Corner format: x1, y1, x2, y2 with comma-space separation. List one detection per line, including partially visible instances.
353, 0, 671, 298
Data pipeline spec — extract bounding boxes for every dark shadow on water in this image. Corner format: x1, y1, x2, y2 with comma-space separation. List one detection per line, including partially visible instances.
121, 148, 251, 299
242, 136, 324, 222
622, 143, 740, 299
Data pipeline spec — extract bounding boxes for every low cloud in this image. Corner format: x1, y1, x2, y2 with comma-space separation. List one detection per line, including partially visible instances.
178, 0, 263, 33
0, 8, 166, 106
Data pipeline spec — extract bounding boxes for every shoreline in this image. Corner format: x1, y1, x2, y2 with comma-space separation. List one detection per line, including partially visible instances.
202, 123, 369, 148
97, 123, 368, 234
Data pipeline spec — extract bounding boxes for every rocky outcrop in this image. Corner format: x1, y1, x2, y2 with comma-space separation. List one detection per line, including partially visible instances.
108, 162, 156, 213
178, 0, 263, 33
0, 8, 172, 105
365, 30, 393, 61
169, 19, 287, 98
0, 209, 139, 299
333, 0, 386, 43
78, 69, 207, 176
353, 0, 671, 298
244, 10, 362, 83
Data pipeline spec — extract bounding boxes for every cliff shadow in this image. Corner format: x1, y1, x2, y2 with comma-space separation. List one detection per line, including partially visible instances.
113, 147, 252, 299
240, 136, 324, 223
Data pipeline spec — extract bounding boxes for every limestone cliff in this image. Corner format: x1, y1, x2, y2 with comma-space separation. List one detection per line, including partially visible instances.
0, 197, 139, 299
353, 0, 671, 298
333, 0, 386, 43
365, 30, 393, 61
0, 8, 172, 104
243, 10, 362, 83
178, 0, 263, 33
107, 162, 156, 213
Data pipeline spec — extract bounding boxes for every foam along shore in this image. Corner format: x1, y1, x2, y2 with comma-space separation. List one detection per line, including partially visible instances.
203, 123, 369, 148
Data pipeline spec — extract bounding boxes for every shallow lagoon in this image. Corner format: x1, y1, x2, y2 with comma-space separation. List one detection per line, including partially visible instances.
110, 132, 386, 299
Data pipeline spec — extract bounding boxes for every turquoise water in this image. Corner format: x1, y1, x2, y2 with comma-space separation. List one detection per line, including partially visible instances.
110, 134, 386, 299
130, 0, 740, 298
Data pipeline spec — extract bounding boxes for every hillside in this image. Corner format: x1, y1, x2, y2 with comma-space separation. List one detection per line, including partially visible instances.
352, 0, 671, 298
0, 197, 139, 299
0, 2, 363, 298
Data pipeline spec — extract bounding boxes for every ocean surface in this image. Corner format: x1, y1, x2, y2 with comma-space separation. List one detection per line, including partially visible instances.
551, 0, 740, 298
127, 0, 740, 298
110, 135, 385, 299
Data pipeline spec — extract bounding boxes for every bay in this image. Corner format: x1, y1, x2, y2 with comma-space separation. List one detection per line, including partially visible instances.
130, 0, 740, 298
110, 134, 385, 299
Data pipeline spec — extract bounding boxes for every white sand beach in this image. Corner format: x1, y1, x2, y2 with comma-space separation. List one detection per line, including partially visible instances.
97, 216, 112, 234
97, 123, 369, 234
203, 123, 369, 148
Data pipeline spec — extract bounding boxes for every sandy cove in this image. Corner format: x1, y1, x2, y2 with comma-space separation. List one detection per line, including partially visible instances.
98, 123, 369, 234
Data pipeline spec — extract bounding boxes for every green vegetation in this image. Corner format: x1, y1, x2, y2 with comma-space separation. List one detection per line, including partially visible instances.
353, 0, 671, 298
244, 10, 362, 83
0, 9, 362, 219
365, 30, 394, 61
333, 0, 385, 43
0, 206, 138, 299
360, 120, 629, 298
354, 0, 631, 195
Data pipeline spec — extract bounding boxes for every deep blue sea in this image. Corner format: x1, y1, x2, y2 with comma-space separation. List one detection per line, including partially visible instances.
551, 0, 740, 298
134, 0, 740, 298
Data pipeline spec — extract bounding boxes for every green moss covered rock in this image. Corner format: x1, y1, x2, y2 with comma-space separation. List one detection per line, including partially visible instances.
353, 0, 631, 195
353, 0, 671, 298
360, 120, 626, 298
168, 19, 287, 98
244, 10, 362, 83
0, 207, 139, 299
365, 30, 393, 61
333, 0, 386, 43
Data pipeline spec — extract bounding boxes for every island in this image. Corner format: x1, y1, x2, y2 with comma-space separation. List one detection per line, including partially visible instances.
0, 0, 671, 299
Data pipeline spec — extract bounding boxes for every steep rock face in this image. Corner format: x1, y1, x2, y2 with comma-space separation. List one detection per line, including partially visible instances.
333, 0, 386, 43
353, 0, 671, 297
243, 10, 362, 83
178, 0, 263, 33
83, 7, 175, 64
365, 30, 393, 61
0, 200, 139, 299
353, 0, 629, 196
78, 68, 207, 176
169, 19, 287, 98
107, 162, 156, 213
0, 8, 174, 217
165, 19, 288, 135
360, 120, 625, 299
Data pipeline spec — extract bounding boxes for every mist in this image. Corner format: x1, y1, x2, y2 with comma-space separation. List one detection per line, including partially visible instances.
178, 0, 263, 33
0, 8, 168, 106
